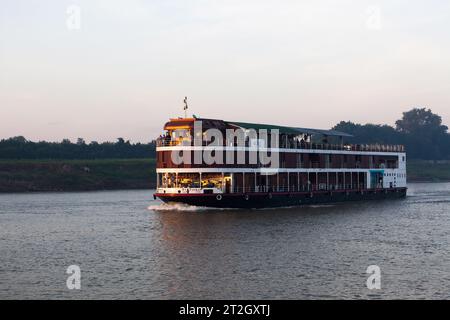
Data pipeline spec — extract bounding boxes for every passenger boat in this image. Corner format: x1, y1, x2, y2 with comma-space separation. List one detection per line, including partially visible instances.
154, 116, 407, 208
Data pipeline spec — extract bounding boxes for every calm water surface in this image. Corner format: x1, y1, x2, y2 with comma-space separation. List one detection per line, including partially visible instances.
1, 183, 450, 299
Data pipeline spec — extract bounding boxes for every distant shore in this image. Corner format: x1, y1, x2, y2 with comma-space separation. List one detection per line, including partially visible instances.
406, 160, 450, 183
0, 158, 448, 193
0, 159, 155, 193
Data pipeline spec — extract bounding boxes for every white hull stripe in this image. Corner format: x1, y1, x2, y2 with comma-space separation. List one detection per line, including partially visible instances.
156, 168, 405, 174
157, 146, 405, 157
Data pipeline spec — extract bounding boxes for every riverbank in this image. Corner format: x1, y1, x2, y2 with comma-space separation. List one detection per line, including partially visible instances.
407, 160, 450, 182
0, 159, 448, 192
0, 159, 155, 193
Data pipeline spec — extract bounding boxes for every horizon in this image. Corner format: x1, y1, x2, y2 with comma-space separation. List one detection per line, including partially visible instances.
1, 0, 450, 143
0, 107, 448, 144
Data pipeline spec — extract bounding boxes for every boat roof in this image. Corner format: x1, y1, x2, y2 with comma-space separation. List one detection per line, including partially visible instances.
164, 117, 353, 137
227, 121, 353, 137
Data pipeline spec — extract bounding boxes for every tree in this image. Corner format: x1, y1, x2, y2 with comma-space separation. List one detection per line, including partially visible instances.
333, 121, 403, 145
395, 108, 448, 134
7, 136, 27, 144
0, 137, 156, 159
395, 108, 449, 159
333, 108, 450, 160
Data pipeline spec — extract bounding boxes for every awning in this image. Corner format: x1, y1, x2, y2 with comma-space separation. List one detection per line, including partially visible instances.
227, 121, 353, 137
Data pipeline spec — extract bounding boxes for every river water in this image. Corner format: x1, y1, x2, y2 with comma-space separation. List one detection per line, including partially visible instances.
0, 183, 449, 299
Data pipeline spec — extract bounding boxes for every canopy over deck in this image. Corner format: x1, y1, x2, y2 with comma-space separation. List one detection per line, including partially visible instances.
163, 117, 352, 138
227, 121, 353, 137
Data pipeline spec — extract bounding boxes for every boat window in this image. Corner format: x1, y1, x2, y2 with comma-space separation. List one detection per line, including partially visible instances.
161, 173, 177, 188
171, 129, 191, 145
201, 173, 223, 189
178, 173, 201, 188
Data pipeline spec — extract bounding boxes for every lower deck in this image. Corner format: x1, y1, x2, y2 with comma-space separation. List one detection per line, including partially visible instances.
157, 169, 407, 195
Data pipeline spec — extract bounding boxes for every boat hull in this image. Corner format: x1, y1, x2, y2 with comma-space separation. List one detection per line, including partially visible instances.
155, 188, 407, 209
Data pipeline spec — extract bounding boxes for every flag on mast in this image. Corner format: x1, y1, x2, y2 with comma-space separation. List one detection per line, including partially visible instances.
183, 96, 188, 118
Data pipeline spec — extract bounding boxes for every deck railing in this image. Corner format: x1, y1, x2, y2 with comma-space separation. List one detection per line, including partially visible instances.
158, 184, 383, 194
156, 137, 405, 153
232, 183, 369, 193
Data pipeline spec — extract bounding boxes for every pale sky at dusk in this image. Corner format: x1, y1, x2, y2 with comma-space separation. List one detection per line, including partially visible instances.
1, 0, 449, 142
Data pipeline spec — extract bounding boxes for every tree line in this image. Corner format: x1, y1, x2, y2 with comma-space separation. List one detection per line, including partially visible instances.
0, 137, 156, 160
1, 108, 449, 160
333, 108, 450, 160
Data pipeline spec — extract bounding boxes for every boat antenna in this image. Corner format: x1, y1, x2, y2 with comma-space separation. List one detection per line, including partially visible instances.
183, 96, 188, 118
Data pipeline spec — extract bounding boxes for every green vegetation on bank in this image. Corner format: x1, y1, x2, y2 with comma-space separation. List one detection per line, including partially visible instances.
407, 160, 450, 183
0, 158, 448, 193
0, 137, 156, 160
0, 159, 155, 193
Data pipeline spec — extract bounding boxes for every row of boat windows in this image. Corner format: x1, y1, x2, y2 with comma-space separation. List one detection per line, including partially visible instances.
384, 173, 406, 178
157, 151, 400, 169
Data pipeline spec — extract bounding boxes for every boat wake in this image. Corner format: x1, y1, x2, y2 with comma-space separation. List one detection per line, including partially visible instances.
148, 202, 214, 212
307, 204, 336, 208
148, 202, 337, 212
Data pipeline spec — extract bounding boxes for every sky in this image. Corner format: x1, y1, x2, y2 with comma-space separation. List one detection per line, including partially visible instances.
1, 0, 449, 142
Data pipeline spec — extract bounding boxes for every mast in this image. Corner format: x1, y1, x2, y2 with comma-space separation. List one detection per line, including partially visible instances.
183, 96, 188, 118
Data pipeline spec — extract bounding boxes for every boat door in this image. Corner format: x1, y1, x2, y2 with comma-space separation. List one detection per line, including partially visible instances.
224, 175, 232, 193
370, 170, 384, 189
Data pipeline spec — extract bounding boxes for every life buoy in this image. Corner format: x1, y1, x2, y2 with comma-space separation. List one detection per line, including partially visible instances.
216, 194, 222, 201
244, 194, 250, 201
268, 193, 273, 199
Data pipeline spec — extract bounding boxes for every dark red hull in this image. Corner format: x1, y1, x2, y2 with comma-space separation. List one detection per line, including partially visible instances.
155, 188, 407, 209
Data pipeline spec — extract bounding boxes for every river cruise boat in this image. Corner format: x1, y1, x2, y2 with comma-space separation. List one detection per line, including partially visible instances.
154, 116, 407, 208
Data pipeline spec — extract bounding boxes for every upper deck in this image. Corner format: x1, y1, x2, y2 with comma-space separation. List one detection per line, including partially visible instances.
156, 117, 405, 154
